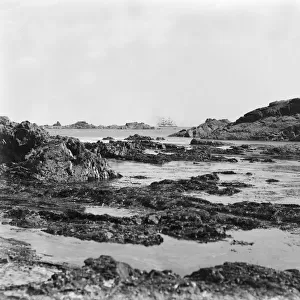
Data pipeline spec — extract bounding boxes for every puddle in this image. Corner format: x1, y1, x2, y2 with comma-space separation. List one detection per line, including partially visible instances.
1, 223, 300, 276
216, 146, 232, 150
108, 159, 300, 205
85, 206, 138, 217
144, 149, 158, 155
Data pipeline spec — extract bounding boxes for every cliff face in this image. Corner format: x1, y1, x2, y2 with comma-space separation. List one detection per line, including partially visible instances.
171, 98, 300, 141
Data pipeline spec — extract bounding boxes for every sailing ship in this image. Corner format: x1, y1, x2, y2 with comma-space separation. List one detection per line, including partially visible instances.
157, 117, 177, 128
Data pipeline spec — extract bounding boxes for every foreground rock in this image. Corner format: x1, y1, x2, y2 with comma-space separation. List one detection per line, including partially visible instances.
1, 254, 300, 300
0, 120, 120, 182
1, 165, 300, 298
171, 98, 300, 141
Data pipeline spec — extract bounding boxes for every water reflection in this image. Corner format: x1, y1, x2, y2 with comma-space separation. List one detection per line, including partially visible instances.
0, 224, 299, 276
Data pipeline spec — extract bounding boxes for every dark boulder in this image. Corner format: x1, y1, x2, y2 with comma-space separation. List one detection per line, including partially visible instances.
0, 120, 50, 163
102, 136, 114, 141
125, 134, 154, 141
190, 139, 225, 146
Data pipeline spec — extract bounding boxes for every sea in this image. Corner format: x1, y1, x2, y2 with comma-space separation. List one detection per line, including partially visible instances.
1, 127, 300, 276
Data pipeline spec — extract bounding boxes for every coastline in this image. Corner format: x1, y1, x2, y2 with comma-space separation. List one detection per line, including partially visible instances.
1, 120, 300, 299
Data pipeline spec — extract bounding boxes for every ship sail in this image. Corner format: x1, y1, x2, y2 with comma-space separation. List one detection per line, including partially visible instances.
157, 117, 177, 127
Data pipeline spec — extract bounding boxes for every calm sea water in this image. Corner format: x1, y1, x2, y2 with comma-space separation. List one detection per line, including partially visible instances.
46, 128, 300, 146
47, 128, 190, 144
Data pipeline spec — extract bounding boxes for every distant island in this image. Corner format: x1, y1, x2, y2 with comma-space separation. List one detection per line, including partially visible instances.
43, 121, 155, 130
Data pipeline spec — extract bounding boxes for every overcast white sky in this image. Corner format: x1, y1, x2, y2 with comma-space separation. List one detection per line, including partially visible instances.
1, 0, 300, 126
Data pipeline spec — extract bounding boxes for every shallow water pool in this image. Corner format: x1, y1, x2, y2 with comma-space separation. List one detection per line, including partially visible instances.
1, 223, 299, 276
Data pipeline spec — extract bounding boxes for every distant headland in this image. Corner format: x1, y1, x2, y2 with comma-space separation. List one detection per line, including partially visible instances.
43, 121, 155, 130
170, 98, 300, 141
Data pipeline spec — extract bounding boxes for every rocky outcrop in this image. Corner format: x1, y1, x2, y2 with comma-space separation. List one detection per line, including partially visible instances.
171, 98, 300, 141
0, 120, 120, 182
53, 121, 61, 127
0, 120, 50, 163
44, 121, 154, 130
125, 134, 154, 141
124, 122, 154, 129
85, 140, 172, 164
190, 139, 225, 146
105, 122, 154, 129
64, 121, 97, 129
0, 116, 11, 125
235, 98, 300, 124
170, 119, 230, 138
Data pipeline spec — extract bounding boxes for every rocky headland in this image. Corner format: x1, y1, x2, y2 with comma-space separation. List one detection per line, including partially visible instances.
171, 98, 300, 141
1, 118, 300, 299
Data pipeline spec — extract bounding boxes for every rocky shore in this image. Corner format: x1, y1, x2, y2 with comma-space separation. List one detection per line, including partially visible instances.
171, 98, 300, 141
1, 118, 300, 299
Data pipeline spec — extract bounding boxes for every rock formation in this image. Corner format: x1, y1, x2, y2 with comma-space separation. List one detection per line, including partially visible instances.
105, 122, 154, 129
0, 119, 120, 182
64, 121, 97, 129
171, 119, 230, 138
171, 98, 300, 141
44, 121, 154, 130
53, 121, 61, 127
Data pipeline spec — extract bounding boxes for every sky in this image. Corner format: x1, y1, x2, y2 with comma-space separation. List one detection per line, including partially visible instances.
0, 0, 300, 126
